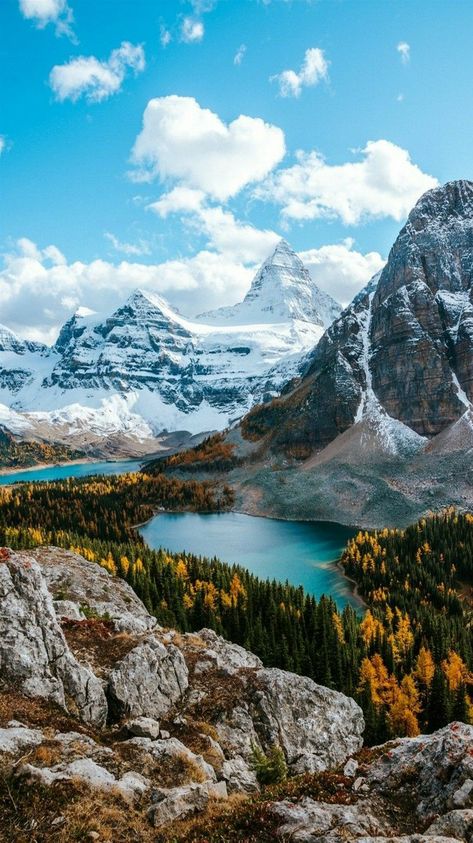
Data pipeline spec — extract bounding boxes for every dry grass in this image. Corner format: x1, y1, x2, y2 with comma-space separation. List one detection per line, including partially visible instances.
61, 622, 139, 678
0, 772, 155, 843
0, 688, 98, 740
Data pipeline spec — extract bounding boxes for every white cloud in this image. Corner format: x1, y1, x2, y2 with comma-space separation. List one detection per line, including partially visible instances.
49, 41, 145, 103
19, 0, 75, 39
271, 47, 329, 97
160, 24, 172, 47
0, 137, 5, 156
104, 232, 151, 257
181, 17, 204, 43
149, 189, 279, 264
197, 207, 279, 263
131, 95, 286, 201
150, 187, 206, 216
397, 41, 410, 64
299, 239, 385, 307
258, 139, 438, 225
234, 44, 246, 65
0, 239, 258, 341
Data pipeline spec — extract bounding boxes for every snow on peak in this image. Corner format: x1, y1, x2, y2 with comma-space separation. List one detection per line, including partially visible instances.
199, 238, 341, 328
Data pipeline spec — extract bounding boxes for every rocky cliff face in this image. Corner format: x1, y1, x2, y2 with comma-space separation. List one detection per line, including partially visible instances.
1, 545, 472, 841
0, 241, 340, 450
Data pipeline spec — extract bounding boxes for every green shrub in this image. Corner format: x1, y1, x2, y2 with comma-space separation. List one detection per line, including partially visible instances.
250, 744, 288, 786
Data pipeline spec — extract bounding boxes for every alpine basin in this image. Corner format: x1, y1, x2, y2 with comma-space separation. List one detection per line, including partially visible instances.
139, 511, 359, 609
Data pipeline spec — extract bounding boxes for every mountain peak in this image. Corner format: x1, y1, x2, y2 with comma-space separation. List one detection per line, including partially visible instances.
200, 239, 341, 328
409, 179, 473, 226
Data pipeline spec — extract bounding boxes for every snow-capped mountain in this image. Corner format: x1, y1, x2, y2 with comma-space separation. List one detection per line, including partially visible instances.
239, 180, 473, 460
0, 240, 340, 448
200, 239, 340, 328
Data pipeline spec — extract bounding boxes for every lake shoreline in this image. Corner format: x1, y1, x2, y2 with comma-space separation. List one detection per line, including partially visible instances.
0, 457, 98, 477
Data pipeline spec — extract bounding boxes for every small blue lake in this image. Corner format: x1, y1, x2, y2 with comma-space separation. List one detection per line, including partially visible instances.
139, 511, 359, 609
0, 459, 143, 486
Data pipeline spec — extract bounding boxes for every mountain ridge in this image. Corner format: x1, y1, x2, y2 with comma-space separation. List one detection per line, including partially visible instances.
0, 240, 340, 454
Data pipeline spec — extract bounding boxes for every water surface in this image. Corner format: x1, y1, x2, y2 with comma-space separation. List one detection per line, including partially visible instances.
139, 511, 359, 609
0, 459, 143, 485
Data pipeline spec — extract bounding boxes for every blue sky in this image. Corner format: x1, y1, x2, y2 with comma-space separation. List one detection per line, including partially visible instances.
1, 0, 472, 341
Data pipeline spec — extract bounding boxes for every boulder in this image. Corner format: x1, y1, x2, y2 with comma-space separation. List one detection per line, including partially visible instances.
20, 758, 149, 802
368, 722, 473, 819
0, 724, 43, 755
191, 628, 263, 674
147, 781, 227, 828
426, 809, 473, 839
126, 717, 161, 740
271, 798, 390, 840
221, 756, 259, 793
107, 638, 188, 720
0, 550, 107, 726
250, 668, 364, 774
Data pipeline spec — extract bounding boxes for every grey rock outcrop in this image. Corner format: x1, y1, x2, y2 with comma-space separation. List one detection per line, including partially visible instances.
107, 638, 189, 720
0, 550, 107, 726
32, 546, 157, 634
271, 798, 391, 840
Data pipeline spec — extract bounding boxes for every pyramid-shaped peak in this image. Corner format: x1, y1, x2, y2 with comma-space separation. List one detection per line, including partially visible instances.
265, 238, 305, 270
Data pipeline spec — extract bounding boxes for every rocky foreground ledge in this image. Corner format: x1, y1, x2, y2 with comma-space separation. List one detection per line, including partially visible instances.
0, 547, 473, 841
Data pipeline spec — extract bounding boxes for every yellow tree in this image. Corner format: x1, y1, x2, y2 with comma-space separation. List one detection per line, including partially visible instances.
414, 646, 435, 688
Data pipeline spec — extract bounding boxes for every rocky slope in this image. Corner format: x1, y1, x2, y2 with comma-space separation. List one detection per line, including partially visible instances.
199, 181, 473, 527
0, 240, 340, 455
1, 545, 472, 841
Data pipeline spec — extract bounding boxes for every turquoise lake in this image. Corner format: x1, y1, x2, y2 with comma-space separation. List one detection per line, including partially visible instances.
0, 460, 359, 608
139, 511, 359, 609
0, 459, 143, 486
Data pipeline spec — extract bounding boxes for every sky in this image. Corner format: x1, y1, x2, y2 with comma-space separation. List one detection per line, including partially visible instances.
1, 0, 472, 343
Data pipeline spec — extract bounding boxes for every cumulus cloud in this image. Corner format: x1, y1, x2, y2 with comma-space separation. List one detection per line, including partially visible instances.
397, 41, 410, 64
234, 44, 246, 65
104, 232, 151, 257
271, 47, 329, 97
19, 0, 75, 39
0, 137, 5, 156
258, 139, 438, 225
181, 17, 204, 43
49, 41, 145, 103
0, 238, 258, 341
131, 95, 286, 201
299, 239, 385, 307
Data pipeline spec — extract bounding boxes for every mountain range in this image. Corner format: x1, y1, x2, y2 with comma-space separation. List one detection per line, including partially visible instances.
164, 180, 473, 528
0, 240, 340, 455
